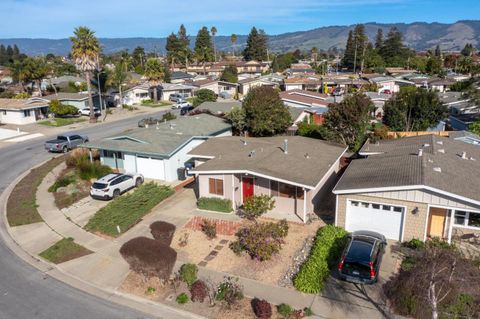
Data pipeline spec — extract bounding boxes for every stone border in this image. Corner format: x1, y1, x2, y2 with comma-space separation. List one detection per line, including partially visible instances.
0, 157, 205, 319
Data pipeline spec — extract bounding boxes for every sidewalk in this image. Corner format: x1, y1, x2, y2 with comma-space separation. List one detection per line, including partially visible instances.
6, 161, 395, 319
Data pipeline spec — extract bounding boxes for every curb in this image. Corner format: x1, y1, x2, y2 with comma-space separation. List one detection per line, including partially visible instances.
0, 157, 205, 319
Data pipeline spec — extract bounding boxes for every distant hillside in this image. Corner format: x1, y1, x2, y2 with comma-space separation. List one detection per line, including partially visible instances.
1, 20, 479, 56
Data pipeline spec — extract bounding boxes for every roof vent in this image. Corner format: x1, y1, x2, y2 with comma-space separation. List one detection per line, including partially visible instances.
304, 153, 310, 159
436, 141, 443, 145
248, 150, 256, 157
242, 139, 247, 146
428, 159, 434, 163
438, 148, 445, 153
470, 157, 476, 161
461, 151, 467, 159
284, 139, 288, 155
433, 167, 442, 173
418, 149, 423, 157
423, 143, 430, 147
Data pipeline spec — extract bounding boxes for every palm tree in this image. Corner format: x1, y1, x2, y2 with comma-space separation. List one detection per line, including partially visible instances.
144, 58, 164, 102
70, 26, 100, 123
231, 34, 238, 56
211, 26, 217, 62
108, 61, 129, 107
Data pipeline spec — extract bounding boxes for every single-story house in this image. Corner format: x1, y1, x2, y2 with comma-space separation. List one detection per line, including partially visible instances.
284, 76, 322, 92
279, 89, 329, 110
41, 75, 85, 91
449, 113, 480, 131
80, 114, 232, 182
369, 76, 414, 93
159, 83, 196, 101
33, 92, 101, 110
120, 83, 150, 106
196, 101, 242, 115
333, 135, 480, 242
238, 77, 279, 96
364, 92, 392, 119
0, 98, 49, 125
189, 136, 347, 222
170, 71, 195, 84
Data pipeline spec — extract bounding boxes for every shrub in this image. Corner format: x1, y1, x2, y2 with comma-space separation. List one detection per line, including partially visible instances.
277, 303, 293, 318
190, 280, 208, 303
179, 263, 198, 288
229, 240, 244, 256
48, 175, 75, 193
230, 220, 289, 261
401, 238, 425, 250
293, 225, 348, 293
161, 112, 176, 122
242, 195, 275, 220
150, 221, 176, 245
201, 219, 217, 239
77, 161, 112, 180
48, 99, 78, 117
145, 287, 156, 295
197, 197, 233, 213
215, 276, 243, 307
253, 299, 272, 319
400, 256, 415, 271
119, 237, 177, 280
176, 293, 189, 304
303, 307, 314, 317
192, 89, 216, 107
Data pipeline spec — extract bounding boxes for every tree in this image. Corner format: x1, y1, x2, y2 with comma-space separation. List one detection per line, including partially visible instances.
192, 88, 216, 107
177, 24, 192, 69
165, 32, 181, 67
381, 27, 411, 67
194, 27, 214, 73
324, 93, 373, 151
211, 26, 217, 62
144, 58, 164, 102
15, 57, 48, 96
243, 86, 291, 136
242, 195, 275, 220
375, 28, 383, 51
70, 26, 100, 123
469, 120, 480, 136
230, 34, 238, 56
220, 64, 238, 83
461, 43, 475, 57
108, 61, 129, 106
297, 121, 332, 141
243, 27, 268, 61
342, 30, 355, 70
226, 106, 247, 133
48, 99, 78, 117
383, 87, 447, 132
311, 47, 318, 66
132, 46, 145, 72
434, 45, 442, 57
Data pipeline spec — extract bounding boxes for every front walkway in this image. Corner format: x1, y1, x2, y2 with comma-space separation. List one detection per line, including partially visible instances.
7, 164, 399, 319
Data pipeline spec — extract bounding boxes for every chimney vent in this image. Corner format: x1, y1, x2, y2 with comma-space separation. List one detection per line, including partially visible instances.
462, 152, 467, 159
304, 153, 310, 159
284, 139, 288, 154
438, 148, 445, 154
248, 150, 256, 157
418, 149, 423, 157
433, 167, 442, 173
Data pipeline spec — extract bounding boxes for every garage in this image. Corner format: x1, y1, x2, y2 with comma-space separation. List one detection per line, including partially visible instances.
345, 200, 404, 241
136, 156, 165, 180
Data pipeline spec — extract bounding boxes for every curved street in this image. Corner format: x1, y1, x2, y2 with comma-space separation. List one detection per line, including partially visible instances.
0, 111, 179, 319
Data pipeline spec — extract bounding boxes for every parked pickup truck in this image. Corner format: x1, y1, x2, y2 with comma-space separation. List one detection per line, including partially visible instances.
44, 133, 89, 153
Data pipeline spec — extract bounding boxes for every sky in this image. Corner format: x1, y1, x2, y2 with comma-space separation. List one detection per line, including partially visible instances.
1, 0, 479, 38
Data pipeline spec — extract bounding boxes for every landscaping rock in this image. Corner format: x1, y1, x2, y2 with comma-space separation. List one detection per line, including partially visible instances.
278, 235, 315, 287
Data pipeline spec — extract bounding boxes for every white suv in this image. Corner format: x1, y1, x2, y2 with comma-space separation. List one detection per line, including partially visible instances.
90, 173, 144, 200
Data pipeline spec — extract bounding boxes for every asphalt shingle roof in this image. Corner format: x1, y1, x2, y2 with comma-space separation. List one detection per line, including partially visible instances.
190, 136, 347, 188
335, 135, 480, 203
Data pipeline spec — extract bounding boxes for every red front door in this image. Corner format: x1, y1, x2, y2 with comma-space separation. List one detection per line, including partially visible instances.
242, 177, 254, 203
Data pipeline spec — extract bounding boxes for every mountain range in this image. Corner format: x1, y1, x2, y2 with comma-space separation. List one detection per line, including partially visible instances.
1, 20, 479, 56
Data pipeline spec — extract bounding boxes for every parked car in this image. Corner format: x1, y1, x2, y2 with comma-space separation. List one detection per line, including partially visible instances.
332, 87, 345, 96
219, 91, 231, 99
338, 230, 386, 284
79, 107, 101, 116
379, 89, 392, 95
171, 100, 191, 109
169, 93, 186, 102
90, 173, 144, 200
44, 134, 89, 153
180, 105, 195, 116
138, 117, 159, 128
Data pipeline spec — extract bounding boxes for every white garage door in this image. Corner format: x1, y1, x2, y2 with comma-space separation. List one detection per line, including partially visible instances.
346, 200, 404, 241
136, 156, 165, 180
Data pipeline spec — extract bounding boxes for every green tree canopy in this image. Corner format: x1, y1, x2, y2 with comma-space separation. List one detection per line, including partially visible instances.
192, 88, 216, 107
220, 65, 238, 83
383, 87, 447, 132
144, 58, 164, 101
324, 93, 374, 150
243, 27, 268, 61
194, 27, 214, 64
243, 86, 291, 136
48, 99, 78, 117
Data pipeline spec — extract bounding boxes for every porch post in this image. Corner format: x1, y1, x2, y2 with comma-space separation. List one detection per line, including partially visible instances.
303, 188, 307, 223
113, 152, 118, 170
89, 149, 93, 163
232, 175, 236, 211
447, 209, 454, 244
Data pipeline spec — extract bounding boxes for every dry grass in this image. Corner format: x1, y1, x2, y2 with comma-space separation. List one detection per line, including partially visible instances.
51, 167, 91, 209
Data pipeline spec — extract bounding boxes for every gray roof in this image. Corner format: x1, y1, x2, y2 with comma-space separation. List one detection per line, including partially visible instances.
81, 114, 231, 158
190, 136, 347, 188
334, 135, 480, 203
40, 92, 96, 101
197, 101, 242, 114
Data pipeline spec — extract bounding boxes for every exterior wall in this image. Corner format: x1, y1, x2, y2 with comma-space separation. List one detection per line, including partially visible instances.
285, 83, 303, 91
198, 83, 219, 95
122, 88, 150, 105
100, 153, 124, 170
336, 194, 429, 241
124, 154, 137, 173
0, 109, 38, 125
165, 138, 207, 182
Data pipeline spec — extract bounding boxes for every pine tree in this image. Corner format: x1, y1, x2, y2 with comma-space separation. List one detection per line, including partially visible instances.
375, 28, 383, 51
165, 32, 180, 66
434, 45, 441, 57
243, 27, 268, 61
341, 25, 368, 72
0, 45, 6, 65
381, 27, 410, 67
177, 24, 192, 68
342, 30, 355, 70
194, 27, 214, 73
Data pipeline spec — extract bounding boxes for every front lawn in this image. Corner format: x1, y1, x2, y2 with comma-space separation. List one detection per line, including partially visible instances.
197, 197, 233, 213
7, 156, 65, 226
141, 100, 172, 107
39, 237, 92, 264
84, 182, 174, 237
38, 117, 87, 127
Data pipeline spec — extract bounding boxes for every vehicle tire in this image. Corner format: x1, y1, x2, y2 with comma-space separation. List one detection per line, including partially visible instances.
62, 146, 68, 153
135, 178, 143, 187
113, 189, 120, 198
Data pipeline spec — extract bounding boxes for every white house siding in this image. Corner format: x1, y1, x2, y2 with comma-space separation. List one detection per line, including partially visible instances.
198, 83, 219, 95
285, 84, 303, 91
136, 156, 165, 180
122, 88, 150, 105
366, 189, 480, 211
165, 138, 206, 181
123, 154, 137, 173
0, 109, 37, 125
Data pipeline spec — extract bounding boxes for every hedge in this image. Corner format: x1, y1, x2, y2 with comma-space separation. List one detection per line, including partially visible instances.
150, 221, 176, 245
197, 197, 233, 213
293, 225, 348, 293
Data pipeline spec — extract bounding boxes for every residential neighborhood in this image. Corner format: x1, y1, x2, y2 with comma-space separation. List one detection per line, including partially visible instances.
0, 2, 480, 319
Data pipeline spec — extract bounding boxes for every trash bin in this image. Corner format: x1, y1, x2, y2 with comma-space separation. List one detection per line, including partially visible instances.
177, 167, 186, 181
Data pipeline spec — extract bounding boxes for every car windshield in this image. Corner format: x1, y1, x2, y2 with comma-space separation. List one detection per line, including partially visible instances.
57, 136, 68, 141
92, 182, 108, 189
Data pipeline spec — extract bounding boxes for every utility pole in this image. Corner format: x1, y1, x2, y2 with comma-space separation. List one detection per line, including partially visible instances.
96, 55, 104, 113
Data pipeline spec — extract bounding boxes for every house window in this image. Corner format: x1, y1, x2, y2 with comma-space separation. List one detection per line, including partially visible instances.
208, 178, 224, 196
372, 204, 381, 209
270, 181, 303, 199
2, 110, 6, 115
23, 110, 31, 117
103, 150, 123, 159
270, 181, 279, 197
454, 210, 480, 228
279, 183, 296, 198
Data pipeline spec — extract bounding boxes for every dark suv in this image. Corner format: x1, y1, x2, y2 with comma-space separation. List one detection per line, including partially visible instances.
338, 230, 386, 284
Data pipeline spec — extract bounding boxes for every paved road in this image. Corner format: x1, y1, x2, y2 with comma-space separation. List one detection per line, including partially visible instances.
0, 110, 181, 319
